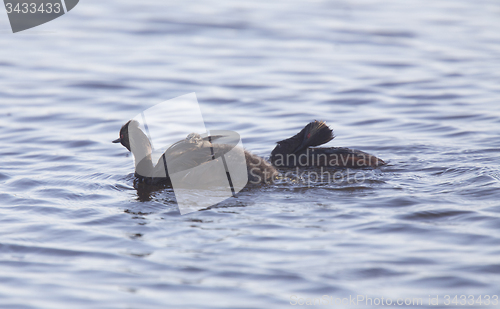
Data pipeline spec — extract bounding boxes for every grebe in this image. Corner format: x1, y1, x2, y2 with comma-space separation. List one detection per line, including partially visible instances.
113, 120, 384, 185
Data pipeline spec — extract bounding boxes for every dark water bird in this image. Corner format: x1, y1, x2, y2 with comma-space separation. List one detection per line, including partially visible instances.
113, 120, 384, 186
270, 120, 385, 168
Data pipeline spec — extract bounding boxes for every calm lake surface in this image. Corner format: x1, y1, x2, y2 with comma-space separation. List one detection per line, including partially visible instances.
1, 0, 500, 308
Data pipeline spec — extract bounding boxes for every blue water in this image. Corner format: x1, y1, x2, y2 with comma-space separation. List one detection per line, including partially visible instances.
1, 0, 500, 308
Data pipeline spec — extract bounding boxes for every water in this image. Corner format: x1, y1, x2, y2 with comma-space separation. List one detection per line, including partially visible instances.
1, 0, 500, 308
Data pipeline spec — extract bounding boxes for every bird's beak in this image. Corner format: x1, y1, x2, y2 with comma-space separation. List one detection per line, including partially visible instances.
112, 138, 121, 143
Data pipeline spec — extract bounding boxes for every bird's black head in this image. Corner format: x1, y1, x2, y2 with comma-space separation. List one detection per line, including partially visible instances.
112, 120, 137, 151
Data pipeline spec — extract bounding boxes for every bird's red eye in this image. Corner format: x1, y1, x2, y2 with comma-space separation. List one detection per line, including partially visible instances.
120, 134, 124, 139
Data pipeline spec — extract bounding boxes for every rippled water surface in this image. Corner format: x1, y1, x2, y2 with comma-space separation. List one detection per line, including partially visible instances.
1, 0, 500, 308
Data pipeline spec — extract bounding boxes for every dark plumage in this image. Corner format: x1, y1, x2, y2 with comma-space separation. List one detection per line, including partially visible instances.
270, 120, 385, 168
